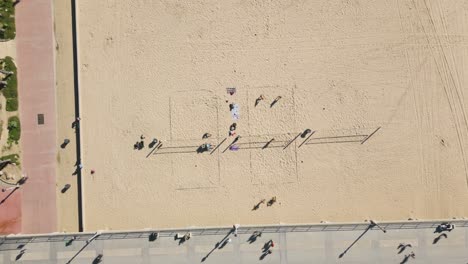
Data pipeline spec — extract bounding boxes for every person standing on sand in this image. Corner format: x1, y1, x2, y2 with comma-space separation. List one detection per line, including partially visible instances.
255, 95, 265, 106
267, 196, 277, 206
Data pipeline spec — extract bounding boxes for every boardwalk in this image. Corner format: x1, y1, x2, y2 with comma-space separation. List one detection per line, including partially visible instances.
1, 223, 467, 263
15, 0, 57, 234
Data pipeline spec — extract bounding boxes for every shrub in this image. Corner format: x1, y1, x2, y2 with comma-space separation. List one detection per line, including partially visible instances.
6, 97, 17, 111
7, 116, 20, 144
2, 56, 17, 99
0, 0, 16, 40
0, 153, 19, 165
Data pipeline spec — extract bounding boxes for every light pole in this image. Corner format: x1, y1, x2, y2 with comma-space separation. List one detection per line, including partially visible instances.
370, 220, 387, 233
66, 231, 102, 264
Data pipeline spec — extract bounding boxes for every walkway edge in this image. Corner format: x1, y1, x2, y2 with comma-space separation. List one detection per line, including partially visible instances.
2, 219, 468, 242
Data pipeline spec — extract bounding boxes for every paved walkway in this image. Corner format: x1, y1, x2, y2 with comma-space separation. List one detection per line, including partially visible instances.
15, 0, 57, 234
1, 226, 467, 263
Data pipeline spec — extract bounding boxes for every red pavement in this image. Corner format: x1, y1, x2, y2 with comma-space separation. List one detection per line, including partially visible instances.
0, 191, 21, 234
13, 0, 57, 234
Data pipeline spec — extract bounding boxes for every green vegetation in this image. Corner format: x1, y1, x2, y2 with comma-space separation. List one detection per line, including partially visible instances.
0, 0, 16, 40
0, 153, 19, 164
6, 97, 17, 111
7, 115, 20, 144
1, 56, 17, 98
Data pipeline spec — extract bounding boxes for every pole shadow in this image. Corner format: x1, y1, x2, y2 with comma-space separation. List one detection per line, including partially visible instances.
0, 186, 19, 205
262, 138, 274, 149
201, 229, 233, 262
338, 225, 372, 258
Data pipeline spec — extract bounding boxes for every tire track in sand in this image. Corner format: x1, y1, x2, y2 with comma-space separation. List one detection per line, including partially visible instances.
411, 0, 468, 190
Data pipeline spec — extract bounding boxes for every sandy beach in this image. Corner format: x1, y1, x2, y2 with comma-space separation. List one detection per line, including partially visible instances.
71, 0, 468, 231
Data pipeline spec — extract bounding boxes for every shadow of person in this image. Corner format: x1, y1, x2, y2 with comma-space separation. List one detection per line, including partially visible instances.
400, 252, 415, 264
397, 243, 412, 254
149, 141, 157, 149
61, 184, 71, 193
15, 251, 25, 261
433, 233, 447, 244
218, 239, 230, 249
92, 254, 103, 264
133, 141, 144, 150
259, 250, 271, 260
178, 238, 187, 245
262, 241, 272, 252
65, 239, 73, 247
247, 234, 258, 244
301, 129, 312, 138
255, 98, 261, 107
196, 146, 206, 153
400, 255, 410, 264
149, 232, 158, 242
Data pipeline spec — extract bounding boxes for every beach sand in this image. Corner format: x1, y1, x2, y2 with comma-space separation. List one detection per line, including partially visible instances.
54, 0, 79, 232
73, 0, 468, 231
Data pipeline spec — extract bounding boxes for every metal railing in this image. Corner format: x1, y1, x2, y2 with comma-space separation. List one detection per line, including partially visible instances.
1, 219, 467, 246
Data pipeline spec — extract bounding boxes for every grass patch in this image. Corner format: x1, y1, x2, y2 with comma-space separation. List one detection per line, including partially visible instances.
0, 0, 16, 40
6, 97, 17, 111
7, 115, 20, 144
1, 56, 17, 98
0, 153, 19, 165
